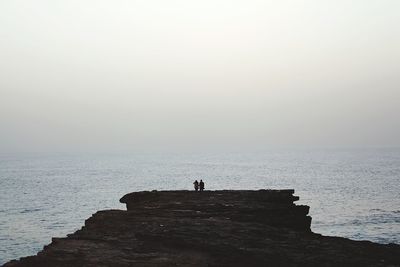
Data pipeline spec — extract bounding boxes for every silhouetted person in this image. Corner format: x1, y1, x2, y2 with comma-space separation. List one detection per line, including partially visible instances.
193, 180, 199, 191
199, 180, 205, 191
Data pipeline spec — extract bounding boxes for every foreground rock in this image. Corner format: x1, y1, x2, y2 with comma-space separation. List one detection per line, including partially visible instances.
3, 190, 400, 267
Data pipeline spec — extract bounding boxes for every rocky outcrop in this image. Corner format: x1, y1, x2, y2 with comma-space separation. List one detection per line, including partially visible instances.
120, 190, 311, 231
3, 190, 400, 267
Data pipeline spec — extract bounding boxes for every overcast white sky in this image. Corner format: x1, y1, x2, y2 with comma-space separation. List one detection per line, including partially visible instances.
0, 0, 399, 153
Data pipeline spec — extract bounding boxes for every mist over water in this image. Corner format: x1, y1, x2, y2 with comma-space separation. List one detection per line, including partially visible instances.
1, 1, 400, 153
1, 148, 399, 264
1, 1, 400, 264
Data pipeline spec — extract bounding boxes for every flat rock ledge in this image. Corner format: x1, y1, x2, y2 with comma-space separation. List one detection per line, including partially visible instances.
3, 190, 400, 267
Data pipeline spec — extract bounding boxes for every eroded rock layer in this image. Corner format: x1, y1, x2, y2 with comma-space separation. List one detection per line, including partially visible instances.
3, 190, 400, 267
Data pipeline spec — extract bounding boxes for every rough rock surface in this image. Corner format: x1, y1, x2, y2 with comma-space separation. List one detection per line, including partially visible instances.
3, 190, 400, 267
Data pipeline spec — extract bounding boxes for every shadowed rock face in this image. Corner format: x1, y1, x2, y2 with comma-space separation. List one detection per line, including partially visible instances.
3, 190, 400, 267
120, 190, 311, 232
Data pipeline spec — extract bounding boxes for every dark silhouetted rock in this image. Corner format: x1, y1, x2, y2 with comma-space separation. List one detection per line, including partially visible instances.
3, 190, 400, 267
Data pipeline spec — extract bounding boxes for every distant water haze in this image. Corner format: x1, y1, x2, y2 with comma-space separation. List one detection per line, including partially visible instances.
1, 0, 400, 153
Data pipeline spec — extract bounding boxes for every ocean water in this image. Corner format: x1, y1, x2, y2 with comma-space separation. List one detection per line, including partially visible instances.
0, 149, 399, 264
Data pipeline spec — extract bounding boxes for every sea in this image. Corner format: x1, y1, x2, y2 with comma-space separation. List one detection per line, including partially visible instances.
1, 148, 399, 264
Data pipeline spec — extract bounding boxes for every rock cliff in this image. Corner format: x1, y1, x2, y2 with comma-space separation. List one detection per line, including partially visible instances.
3, 190, 400, 267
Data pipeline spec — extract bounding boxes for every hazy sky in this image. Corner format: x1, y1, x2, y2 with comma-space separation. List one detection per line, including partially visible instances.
1, 0, 399, 153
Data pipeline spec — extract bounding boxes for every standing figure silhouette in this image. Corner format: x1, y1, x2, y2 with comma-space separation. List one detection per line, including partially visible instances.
199, 180, 205, 192
193, 180, 199, 191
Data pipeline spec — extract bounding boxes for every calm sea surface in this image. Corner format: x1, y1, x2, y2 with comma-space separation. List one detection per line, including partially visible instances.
1, 149, 399, 264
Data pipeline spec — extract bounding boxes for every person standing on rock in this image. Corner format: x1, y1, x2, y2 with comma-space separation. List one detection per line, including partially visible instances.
193, 180, 199, 191
199, 180, 205, 191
